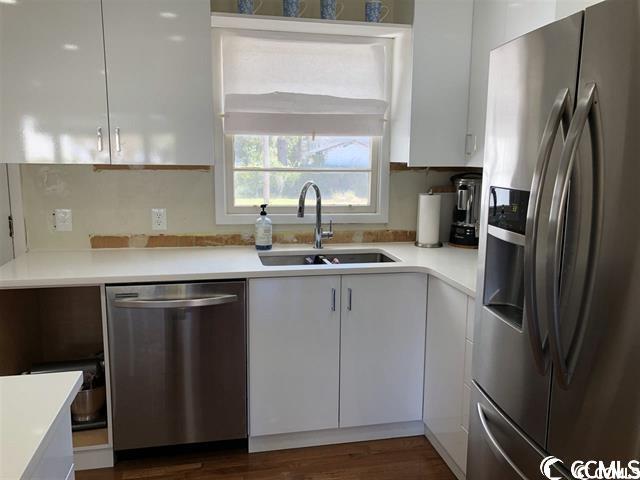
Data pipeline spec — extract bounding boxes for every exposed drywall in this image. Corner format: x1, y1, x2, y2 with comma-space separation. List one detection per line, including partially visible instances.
20, 165, 456, 250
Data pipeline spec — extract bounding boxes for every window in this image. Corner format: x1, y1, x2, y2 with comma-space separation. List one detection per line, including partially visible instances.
228, 134, 379, 213
213, 26, 395, 224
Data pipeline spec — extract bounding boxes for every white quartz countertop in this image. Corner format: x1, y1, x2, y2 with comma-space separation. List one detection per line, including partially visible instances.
0, 243, 478, 296
0, 372, 82, 480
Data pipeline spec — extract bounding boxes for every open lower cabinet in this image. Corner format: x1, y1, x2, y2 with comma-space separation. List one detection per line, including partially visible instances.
0, 285, 113, 469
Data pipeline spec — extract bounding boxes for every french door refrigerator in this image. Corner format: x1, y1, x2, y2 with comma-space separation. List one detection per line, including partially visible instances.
468, 0, 640, 478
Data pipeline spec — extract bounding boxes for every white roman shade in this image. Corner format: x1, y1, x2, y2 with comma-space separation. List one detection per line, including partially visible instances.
224, 92, 387, 136
220, 31, 391, 137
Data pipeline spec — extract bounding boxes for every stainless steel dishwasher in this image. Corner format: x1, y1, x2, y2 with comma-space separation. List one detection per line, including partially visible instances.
106, 281, 246, 451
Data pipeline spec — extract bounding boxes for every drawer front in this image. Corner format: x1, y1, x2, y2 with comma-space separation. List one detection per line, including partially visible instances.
467, 383, 548, 480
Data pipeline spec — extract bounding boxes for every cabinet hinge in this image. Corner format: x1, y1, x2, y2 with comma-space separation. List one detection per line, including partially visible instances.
8, 215, 14, 238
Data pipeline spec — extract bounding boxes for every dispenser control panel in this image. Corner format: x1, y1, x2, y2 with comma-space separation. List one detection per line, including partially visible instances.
487, 187, 529, 235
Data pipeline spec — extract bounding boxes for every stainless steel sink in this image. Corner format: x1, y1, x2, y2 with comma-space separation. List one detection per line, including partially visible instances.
259, 251, 396, 266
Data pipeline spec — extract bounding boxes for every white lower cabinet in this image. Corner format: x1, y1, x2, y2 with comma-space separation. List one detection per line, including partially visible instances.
30, 408, 75, 480
340, 274, 427, 427
249, 273, 427, 438
249, 276, 341, 436
424, 276, 475, 477
249, 271, 475, 467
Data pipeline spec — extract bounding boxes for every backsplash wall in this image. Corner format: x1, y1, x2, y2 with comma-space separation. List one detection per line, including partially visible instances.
20, 165, 453, 250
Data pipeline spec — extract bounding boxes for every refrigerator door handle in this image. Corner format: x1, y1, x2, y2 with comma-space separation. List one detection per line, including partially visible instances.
477, 403, 528, 480
524, 88, 572, 376
546, 82, 603, 389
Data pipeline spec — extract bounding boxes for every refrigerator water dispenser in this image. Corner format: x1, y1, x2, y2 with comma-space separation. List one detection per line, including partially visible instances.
483, 234, 525, 328
482, 187, 529, 328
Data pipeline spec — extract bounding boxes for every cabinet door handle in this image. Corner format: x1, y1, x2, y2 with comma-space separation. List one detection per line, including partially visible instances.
347, 288, 352, 311
331, 288, 336, 312
97, 127, 103, 152
465, 133, 477, 155
115, 127, 122, 153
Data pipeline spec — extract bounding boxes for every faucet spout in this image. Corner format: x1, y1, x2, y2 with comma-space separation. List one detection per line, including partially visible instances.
297, 181, 333, 249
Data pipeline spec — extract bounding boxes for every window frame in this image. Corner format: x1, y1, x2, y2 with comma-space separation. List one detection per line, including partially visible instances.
212, 26, 395, 226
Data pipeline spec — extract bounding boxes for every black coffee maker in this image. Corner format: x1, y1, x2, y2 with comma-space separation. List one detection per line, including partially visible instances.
449, 173, 482, 248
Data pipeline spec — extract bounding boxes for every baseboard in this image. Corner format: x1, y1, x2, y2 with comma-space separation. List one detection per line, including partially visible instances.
424, 424, 466, 480
74, 447, 114, 471
249, 420, 425, 453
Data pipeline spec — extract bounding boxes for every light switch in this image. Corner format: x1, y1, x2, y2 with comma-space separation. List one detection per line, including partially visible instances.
53, 209, 73, 232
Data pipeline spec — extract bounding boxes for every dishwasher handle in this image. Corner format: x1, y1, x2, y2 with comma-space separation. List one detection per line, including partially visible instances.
113, 294, 238, 309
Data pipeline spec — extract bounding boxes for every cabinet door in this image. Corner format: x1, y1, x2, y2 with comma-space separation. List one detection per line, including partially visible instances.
29, 408, 74, 480
466, 0, 557, 168
465, 0, 507, 168
0, 0, 110, 164
102, 0, 214, 165
340, 273, 427, 428
424, 276, 468, 472
463, 295, 475, 433
409, 0, 473, 167
249, 276, 340, 436
0, 166, 13, 265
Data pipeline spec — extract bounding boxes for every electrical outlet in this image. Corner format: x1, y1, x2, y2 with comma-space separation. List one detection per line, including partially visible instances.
53, 209, 73, 232
151, 208, 167, 231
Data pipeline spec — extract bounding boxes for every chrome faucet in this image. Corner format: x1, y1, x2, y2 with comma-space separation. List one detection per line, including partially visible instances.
297, 181, 334, 249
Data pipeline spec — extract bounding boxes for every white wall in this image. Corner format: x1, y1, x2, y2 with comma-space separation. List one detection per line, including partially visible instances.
555, 0, 603, 18
20, 165, 455, 250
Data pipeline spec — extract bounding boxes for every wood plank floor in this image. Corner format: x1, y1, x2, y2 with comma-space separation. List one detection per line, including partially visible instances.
77, 436, 456, 480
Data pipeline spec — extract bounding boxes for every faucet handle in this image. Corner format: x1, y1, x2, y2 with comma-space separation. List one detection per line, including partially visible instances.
322, 220, 334, 239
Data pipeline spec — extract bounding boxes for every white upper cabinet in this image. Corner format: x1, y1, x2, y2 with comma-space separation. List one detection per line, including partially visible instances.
0, 0, 110, 164
102, 0, 214, 165
409, 0, 474, 167
340, 273, 427, 428
0, 166, 13, 265
465, 0, 557, 167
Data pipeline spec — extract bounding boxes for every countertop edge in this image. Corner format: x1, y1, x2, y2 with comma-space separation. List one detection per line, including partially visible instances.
0, 244, 477, 297
0, 265, 476, 297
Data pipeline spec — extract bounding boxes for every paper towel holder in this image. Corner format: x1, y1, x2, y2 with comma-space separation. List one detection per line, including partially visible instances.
415, 191, 443, 248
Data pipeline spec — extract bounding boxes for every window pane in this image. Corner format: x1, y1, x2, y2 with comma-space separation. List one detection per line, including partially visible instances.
234, 171, 371, 207
233, 135, 372, 170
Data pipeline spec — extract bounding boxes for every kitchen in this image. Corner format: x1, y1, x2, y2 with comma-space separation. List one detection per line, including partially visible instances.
0, 0, 637, 479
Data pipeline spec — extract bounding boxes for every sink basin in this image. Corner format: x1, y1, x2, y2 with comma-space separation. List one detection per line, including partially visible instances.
259, 251, 396, 266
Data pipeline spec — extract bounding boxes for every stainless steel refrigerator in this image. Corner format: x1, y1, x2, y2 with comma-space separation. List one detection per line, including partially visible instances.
468, 0, 640, 477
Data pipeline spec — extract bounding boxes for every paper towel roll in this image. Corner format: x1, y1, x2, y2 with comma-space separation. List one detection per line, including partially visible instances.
416, 193, 443, 248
